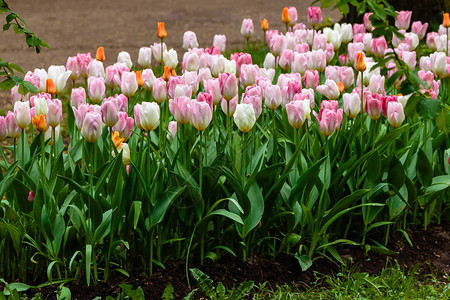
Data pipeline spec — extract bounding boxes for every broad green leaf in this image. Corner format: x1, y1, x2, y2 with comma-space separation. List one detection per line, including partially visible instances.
295, 254, 313, 271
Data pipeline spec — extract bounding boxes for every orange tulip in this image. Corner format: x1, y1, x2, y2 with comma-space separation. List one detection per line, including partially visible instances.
355, 52, 366, 72
32, 114, 47, 132
111, 131, 125, 148
282, 7, 290, 25
157, 22, 167, 39
162, 66, 171, 81
337, 81, 344, 93
171, 69, 177, 77
261, 18, 269, 31
96, 46, 105, 62
444, 13, 450, 28
135, 70, 144, 88
46, 78, 56, 95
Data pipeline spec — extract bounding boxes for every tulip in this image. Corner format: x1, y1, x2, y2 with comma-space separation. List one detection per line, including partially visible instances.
46, 99, 63, 128
213, 34, 226, 52
313, 108, 342, 137
87, 60, 105, 78
117, 51, 133, 70
395, 10, 412, 30
138, 47, 152, 69
47, 65, 72, 94
87, 77, 105, 103
184, 71, 199, 95
304, 70, 320, 90
325, 66, 340, 83
204, 78, 222, 105
269, 34, 284, 57
317, 80, 340, 100
353, 24, 365, 35
363, 12, 373, 31
402, 51, 417, 70
69, 87, 86, 109
169, 96, 191, 125
278, 49, 294, 71
10, 86, 23, 104
101, 99, 119, 128
120, 71, 138, 98
411, 21, 428, 40
153, 78, 167, 104
355, 52, 366, 72
241, 18, 254, 40
167, 121, 177, 139
189, 100, 212, 131
151, 42, 167, 63
33, 96, 49, 116
307, 49, 326, 71
286, 99, 310, 129
32, 114, 47, 132
183, 31, 199, 50
157, 22, 167, 39
0, 116, 7, 141
234, 103, 256, 133
291, 53, 307, 75
340, 23, 353, 44
46, 78, 56, 95
112, 142, 130, 165
365, 94, 383, 120
112, 112, 134, 140
430, 52, 447, 78
219, 73, 238, 101
174, 84, 192, 99
94, 47, 105, 63
387, 101, 405, 128
136, 102, 160, 131
343, 93, 360, 119
14, 101, 31, 129
221, 95, 238, 117
77, 53, 93, 78
163, 49, 178, 70
338, 67, 354, 89
282, 7, 290, 26
6, 111, 20, 138
307, 6, 322, 26
313, 33, 327, 50
264, 85, 281, 110
369, 75, 385, 95
261, 18, 269, 32
242, 94, 262, 118
182, 51, 200, 72
24, 71, 41, 91
371, 36, 387, 58
66, 56, 80, 81
81, 112, 103, 143
28, 191, 35, 202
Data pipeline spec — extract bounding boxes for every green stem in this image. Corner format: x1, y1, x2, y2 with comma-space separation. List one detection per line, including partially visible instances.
21, 129, 25, 167
13, 137, 16, 162
51, 127, 56, 168
199, 131, 203, 197
272, 109, 277, 164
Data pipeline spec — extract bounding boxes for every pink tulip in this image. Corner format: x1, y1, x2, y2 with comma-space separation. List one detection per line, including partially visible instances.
264, 85, 281, 110
138, 47, 152, 69
0, 116, 7, 141
353, 33, 364, 43
312, 33, 327, 50
142, 69, 156, 92
189, 100, 212, 131
430, 52, 447, 78
73, 104, 90, 130
219, 73, 238, 101
197, 92, 213, 112
230, 52, 252, 75
363, 13, 373, 31
77, 52, 93, 78
240, 64, 259, 87
198, 68, 212, 85
317, 80, 340, 100
339, 54, 348, 65
382, 95, 398, 117
411, 21, 428, 40
168, 76, 184, 99
66, 56, 80, 80
266, 29, 279, 46
304, 70, 320, 90
213, 34, 226, 52
6, 111, 20, 138
24, 71, 41, 90
153, 78, 167, 104
426, 32, 439, 52
291, 52, 308, 75
418, 70, 435, 89
371, 36, 387, 58
183, 31, 199, 50
221, 95, 238, 117
365, 94, 383, 120
169, 96, 191, 125
151, 42, 167, 63
285, 99, 310, 129
294, 43, 309, 53
14, 101, 31, 129
88, 77, 106, 104
174, 84, 193, 99
313, 108, 342, 137
278, 49, 294, 71
167, 121, 177, 139
368, 75, 385, 95
11, 86, 24, 104
347, 42, 364, 64
270, 34, 285, 57
28, 191, 35, 202
395, 11, 412, 30
87, 60, 105, 78
401, 51, 416, 70
321, 100, 339, 112
120, 71, 138, 98
339, 67, 354, 89
353, 23, 365, 35
112, 112, 134, 140
343, 93, 361, 119
242, 94, 262, 118
46, 99, 63, 128
182, 52, 200, 72
101, 98, 119, 127
325, 66, 340, 83
204, 78, 222, 105
387, 101, 405, 128
184, 71, 199, 94
70, 87, 86, 109
105, 65, 120, 88
287, 6, 298, 27
325, 43, 335, 64
307, 7, 322, 25
307, 49, 326, 72
81, 112, 103, 143
240, 18, 254, 40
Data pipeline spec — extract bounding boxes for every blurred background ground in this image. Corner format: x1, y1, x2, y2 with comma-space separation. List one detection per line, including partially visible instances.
0, 0, 341, 111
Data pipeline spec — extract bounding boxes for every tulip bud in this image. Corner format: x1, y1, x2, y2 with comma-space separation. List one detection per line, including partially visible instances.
14, 101, 31, 129
70, 87, 86, 109
138, 47, 152, 69
189, 100, 212, 131
6, 111, 21, 138
264, 85, 281, 110
317, 80, 340, 100
163, 49, 178, 70
183, 31, 199, 50
28, 191, 35, 202
343, 93, 361, 119
101, 99, 119, 128
241, 19, 254, 40
313, 108, 342, 137
307, 7, 323, 26
167, 121, 177, 139
66, 56, 80, 81
88, 77, 106, 104
285, 99, 310, 129
282, 7, 290, 25
355, 52, 366, 72
32, 114, 47, 132
46, 99, 63, 128
138, 102, 160, 131
0, 116, 7, 141
120, 71, 138, 98
157, 22, 167, 39
261, 19, 269, 31
46, 78, 56, 95
153, 78, 167, 103
234, 103, 256, 133
96, 46, 105, 62
444, 13, 450, 29
117, 51, 133, 70
221, 95, 238, 117
387, 101, 405, 128
219, 73, 238, 101
365, 94, 383, 120
47, 65, 72, 94
395, 11, 412, 30
212, 34, 226, 53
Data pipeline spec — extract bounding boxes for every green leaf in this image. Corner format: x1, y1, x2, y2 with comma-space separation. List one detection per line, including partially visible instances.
417, 98, 442, 120
210, 209, 244, 225
366, 149, 381, 185
388, 156, 405, 190
367, 0, 386, 20
150, 186, 185, 226
162, 283, 175, 300
86, 244, 92, 286
295, 254, 313, 271
243, 182, 264, 237
416, 149, 433, 187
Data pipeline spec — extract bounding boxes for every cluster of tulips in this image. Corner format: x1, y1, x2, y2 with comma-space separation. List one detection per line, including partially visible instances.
0, 3, 449, 286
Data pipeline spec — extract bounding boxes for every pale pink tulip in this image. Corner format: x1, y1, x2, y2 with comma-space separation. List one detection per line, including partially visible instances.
14, 101, 31, 129
138, 47, 152, 69
46, 99, 63, 128
285, 99, 310, 129
169, 96, 191, 125
264, 85, 281, 110
87, 60, 105, 78
112, 112, 134, 140
70, 87, 86, 109
278, 49, 294, 71
387, 101, 405, 128
270, 34, 285, 57
313, 108, 342, 137
66, 56, 80, 80
395, 11, 412, 30
219, 73, 238, 101
365, 94, 383, 120
304, 70, 320, 90
137, 102, 160, 131
120, 71, 138, 98
88, 77, 106, 104
317, 80, 340, 100
182, 31, 199, 50
372, 36, 387, 58
153, 78, 167, 104
307, 6, 322, 25
6, 111, 20, 138
204, 78, 222, 105
369, 75, 385, 95
167, 121, 177, 139
363, 13, 373, 31
189, 100, 212, 131
101, 98, 119, 127
0, 116, 7, 141
411, 21, 428, 40
81, 112, 103, 143
343, 93, 360, 119
213, 34, 226, 52
221, 95, 238, 117
142, 69, 156, 91
240, 18, 254, 40
77, 52, 93, 78
182, 52, 200, 72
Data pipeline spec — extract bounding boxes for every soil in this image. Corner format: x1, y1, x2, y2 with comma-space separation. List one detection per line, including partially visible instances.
0, 0, 341, 112
15, 222, 450, 299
